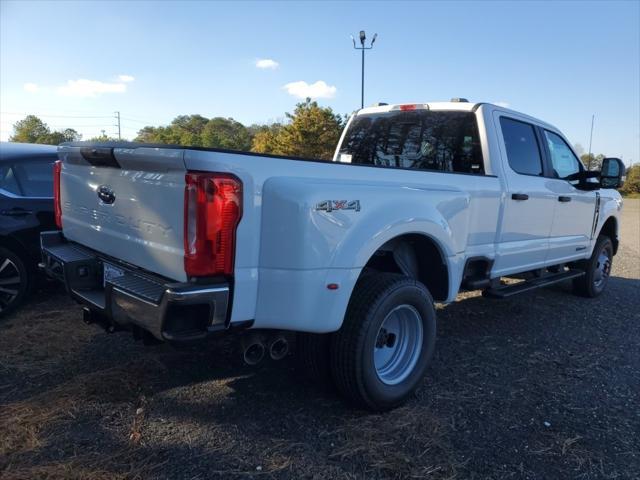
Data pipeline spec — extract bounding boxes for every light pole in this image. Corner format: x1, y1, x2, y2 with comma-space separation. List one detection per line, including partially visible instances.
352, 30, 377, 109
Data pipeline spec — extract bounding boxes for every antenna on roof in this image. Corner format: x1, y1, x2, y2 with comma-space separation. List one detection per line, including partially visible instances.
587, 114, 595, 170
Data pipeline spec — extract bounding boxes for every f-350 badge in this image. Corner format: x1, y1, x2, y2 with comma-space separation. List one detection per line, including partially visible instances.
315, 200, 361, 212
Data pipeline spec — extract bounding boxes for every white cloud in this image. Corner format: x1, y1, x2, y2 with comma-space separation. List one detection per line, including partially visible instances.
23, 83, 39, 93
494, 101, 510, 108
56, 78, 130, 97
256, 59, 279, 69
118, 74, 135, 82
283, 80, 336, 99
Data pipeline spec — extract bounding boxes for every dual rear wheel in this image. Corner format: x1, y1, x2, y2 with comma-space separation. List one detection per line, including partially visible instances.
299, 273, 436, 411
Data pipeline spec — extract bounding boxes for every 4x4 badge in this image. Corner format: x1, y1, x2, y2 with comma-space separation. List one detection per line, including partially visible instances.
315, 200, 360, 212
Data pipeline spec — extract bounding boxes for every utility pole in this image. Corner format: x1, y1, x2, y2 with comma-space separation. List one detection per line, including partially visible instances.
587, 114, 595, 170
351, 30, 377, 109
114, 111, 121, 140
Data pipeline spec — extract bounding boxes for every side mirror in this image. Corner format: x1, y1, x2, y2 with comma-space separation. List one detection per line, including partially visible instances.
600, 158, 625, 189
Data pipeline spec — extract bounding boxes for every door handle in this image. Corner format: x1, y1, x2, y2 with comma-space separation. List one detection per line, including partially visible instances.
558, 196, 572, 203
511, 193, 529, 201
0, 208, 33, 216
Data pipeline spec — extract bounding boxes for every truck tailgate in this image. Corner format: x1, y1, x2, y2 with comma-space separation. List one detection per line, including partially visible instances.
59, 145, 187, 281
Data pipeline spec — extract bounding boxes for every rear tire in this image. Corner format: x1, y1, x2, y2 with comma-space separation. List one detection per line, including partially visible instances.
330, 273, 436, 411
573, 235, 613, 298
0, 247, 30, 318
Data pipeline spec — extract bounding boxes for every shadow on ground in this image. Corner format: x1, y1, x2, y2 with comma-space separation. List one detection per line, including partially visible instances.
1, 275, 639, 479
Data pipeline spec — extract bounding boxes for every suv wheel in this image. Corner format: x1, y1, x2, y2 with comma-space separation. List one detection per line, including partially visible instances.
0, 247, 30, 318
573, 235, 613, 298
330, 273, 436, 411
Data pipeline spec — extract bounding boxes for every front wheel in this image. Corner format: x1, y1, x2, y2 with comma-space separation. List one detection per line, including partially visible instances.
573, 235, 614, 298
330, 273, 436, 411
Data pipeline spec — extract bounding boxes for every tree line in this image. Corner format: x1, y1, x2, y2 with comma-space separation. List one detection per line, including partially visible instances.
9, 99, 344, 161
8, 102, 639, 195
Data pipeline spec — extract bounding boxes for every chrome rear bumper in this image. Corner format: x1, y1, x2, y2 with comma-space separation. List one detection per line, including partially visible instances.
40, 231, 231, 342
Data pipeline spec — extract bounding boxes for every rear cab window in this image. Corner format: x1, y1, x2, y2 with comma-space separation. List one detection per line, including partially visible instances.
338, 110, 485, 174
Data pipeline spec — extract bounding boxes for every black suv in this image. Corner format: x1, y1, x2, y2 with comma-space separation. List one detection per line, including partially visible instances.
0, 142, 58, 317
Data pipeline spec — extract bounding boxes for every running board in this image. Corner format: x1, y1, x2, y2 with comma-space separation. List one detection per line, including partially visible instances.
483, 270, 585, 299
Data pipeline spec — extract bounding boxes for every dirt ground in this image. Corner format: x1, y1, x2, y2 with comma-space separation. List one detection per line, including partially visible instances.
1, 200, 638, 480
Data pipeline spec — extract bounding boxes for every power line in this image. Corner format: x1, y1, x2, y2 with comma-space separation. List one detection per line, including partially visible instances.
120, 117, 155, 125
0, 111, 113, 119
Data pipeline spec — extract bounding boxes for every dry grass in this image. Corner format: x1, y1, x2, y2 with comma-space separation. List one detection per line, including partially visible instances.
0, 356, 167, 479
327, 406, 459, 479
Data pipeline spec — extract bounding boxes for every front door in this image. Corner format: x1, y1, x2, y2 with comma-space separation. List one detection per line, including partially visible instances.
540, 129, 597, 263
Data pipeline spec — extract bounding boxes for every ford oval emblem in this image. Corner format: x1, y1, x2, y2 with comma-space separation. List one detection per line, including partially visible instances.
97, 185, 116, 204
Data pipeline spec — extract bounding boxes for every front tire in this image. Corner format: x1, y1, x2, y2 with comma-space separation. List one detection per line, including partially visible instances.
0, 247, 30, 318
330, 273, 436, 411
573, 235, 613, 298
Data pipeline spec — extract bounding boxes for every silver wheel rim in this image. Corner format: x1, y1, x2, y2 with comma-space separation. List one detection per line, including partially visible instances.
593, 247, 611, 289
374, 304, 423, 385
0, 257, 22, 313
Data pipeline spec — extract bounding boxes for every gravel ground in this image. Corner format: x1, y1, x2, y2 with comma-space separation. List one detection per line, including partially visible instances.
1, 200, 639, 480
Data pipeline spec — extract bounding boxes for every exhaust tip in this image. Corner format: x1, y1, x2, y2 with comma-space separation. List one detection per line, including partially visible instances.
268, 336, 289, 361
243, 342, 265, 365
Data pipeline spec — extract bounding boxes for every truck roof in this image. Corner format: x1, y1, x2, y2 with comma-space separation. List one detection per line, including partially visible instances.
356, 101, 559, 132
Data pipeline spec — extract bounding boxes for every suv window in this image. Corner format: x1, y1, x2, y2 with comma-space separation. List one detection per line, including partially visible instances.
500, 117, 543, 176
0, 159, 54, 197
338, 110, 485, 174
12, 160, 54, 197
0, 165, 21, 195
544, 130, 582, 180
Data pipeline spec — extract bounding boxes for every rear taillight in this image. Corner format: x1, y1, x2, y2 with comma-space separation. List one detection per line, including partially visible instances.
184, 172, 242, 277
53, 160, 62, 228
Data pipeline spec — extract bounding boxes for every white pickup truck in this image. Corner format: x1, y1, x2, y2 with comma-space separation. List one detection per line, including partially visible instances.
41, 100, 625, 410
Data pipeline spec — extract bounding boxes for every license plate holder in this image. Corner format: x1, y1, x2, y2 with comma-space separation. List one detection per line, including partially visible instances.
103, 262, 125, 287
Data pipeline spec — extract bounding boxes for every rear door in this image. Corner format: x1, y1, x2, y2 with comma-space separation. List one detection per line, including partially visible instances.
492, 114, 557, 276
540, 129, 597, 263
59, 145, 187, 281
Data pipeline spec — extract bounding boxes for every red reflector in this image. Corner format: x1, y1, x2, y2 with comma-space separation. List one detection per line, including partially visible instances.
184, 172, 242, 277
399, 104, 417, 111
327, 283, 339, 290
53, 160, 62, 229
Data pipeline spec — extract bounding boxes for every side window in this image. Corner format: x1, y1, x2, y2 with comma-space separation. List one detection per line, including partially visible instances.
544, 130, 581, 180
499, 117, 543, 176
0, 165, 22, 195
12, 160, 55, 197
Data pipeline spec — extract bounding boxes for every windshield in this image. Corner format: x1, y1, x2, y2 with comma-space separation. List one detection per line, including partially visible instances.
337, 110, 485, 174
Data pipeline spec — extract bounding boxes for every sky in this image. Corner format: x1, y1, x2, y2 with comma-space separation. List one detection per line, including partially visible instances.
1, 0, 639, 165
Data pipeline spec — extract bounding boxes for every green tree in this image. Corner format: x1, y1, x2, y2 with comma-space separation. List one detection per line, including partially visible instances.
87, 133, 123, 142
251, 99, 344, 160
10, 115, 81, 144
250, 123, 283, 154
46, 128, 82, 144
620, 164, 640, 196
135, 115, 251, 150
10, 115, 49, 143
201, 117, 252, 150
